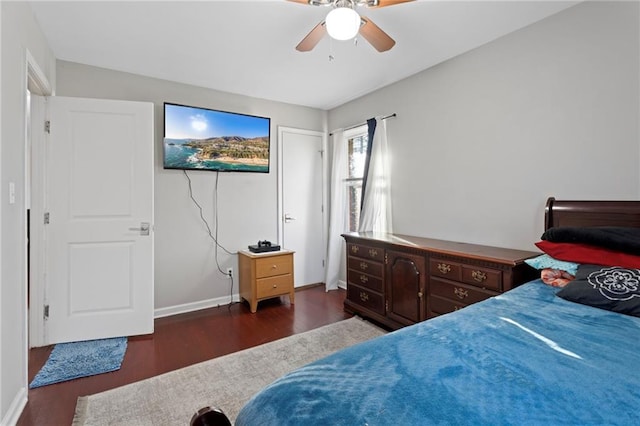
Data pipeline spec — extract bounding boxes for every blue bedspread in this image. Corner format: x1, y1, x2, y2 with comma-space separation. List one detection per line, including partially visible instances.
236, 280, 640, 425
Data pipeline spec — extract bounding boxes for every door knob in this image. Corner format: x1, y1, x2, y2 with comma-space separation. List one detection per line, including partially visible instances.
284, 214, 297, 223
129, 222, 150, 236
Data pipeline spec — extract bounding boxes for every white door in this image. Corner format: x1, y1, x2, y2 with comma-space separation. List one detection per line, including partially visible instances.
45, 96, 154, 344
278, 127, 325, 287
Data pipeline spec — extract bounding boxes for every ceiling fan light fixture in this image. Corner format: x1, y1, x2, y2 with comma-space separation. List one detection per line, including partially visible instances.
325, 7, 361, 41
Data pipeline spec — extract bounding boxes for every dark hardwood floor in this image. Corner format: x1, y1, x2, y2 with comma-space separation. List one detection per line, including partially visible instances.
18, 286, 349, 426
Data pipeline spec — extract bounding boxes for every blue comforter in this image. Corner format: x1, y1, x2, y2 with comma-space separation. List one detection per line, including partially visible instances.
235, 281, 640, 425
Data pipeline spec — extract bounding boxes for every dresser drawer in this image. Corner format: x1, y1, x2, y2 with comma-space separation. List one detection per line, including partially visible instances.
461, 265, 502, 291
347, 270, 383, 293
347, 284, 385, 316
348, 243, 384, 262
256, 274, 293, 299
430, 295, 466, 316
255, 255, 293, 279
430, 277, 496, 305
348, 256, 383, 277
430, 258, 462, 281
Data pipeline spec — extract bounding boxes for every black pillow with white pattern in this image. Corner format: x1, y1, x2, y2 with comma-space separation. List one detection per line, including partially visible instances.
556, 264, 640, 317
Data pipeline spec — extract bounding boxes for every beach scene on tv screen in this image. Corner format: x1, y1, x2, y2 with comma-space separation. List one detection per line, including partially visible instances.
164, 104, 270, 172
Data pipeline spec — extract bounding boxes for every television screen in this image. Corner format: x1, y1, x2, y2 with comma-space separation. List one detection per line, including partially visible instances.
163, 102, 270, 173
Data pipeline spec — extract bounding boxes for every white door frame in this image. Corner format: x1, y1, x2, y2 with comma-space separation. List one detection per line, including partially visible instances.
276, 126, 328, 272
26, 51, 52, 348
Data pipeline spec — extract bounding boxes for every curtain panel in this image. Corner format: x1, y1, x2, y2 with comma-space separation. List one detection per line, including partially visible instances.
324, 130, 348, 291
358, 118, 393, 233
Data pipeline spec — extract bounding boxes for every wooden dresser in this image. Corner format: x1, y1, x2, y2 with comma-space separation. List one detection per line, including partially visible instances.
238, 250, 295, 313
343, 233, 539, 329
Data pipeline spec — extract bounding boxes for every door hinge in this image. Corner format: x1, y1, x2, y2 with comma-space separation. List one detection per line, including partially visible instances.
44, 120, 51, 134
44, 212, 50, 224
44, 304, 50, 319
322, 259, 325, 267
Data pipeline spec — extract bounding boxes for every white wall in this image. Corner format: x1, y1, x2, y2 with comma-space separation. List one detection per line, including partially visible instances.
0, 2, 56, 424
328, 1, 640, 251
55, 61, 326, 314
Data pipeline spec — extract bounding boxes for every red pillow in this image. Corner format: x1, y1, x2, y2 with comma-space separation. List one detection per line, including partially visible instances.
535, 240, 640, 269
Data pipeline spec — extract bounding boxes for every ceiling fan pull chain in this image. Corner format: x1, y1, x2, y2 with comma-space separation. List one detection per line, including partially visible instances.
328, 37, 335, 61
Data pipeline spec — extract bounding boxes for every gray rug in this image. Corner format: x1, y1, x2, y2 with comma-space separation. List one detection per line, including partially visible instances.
72, 317, 386, 425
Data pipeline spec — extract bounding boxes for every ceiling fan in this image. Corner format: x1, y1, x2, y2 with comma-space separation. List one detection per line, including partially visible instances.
288, 0, 415, 52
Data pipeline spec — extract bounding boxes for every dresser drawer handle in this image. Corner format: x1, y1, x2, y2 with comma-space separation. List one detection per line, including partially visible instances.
437, 263, 451, 274
360, 292, 369, 302
368, 249, 378, 258
273, 284, 277, 288
360, 275, 369, 284
454, 287, 468, 299
417, 291, 423, 298
360, 262, 368, 270
271, 264, 278, 270
472, 270, 487, 282
454, 305, 462, 311
351, 245, 360, 254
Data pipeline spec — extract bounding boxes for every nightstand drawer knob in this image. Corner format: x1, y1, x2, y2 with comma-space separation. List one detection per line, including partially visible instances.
454, 287, 469, 299
437, 263, 451, 274
273, 284, 277, 288
417, 291, 423, 298
360, 262, 368, 270
368, 249, 378, 258
351, 246, 360, 254
360, 275, 369, 284
360, 292, 369, 302
472, 270, 487, 282
272, 265, 277, 269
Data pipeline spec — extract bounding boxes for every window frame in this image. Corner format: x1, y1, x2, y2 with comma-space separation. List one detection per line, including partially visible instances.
343, 125, 369, 232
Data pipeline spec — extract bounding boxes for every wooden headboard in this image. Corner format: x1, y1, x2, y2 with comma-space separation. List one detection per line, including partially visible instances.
545, 197, 640, 230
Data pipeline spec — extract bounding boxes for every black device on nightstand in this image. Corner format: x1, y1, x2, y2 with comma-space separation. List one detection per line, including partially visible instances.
248, 240, 281, 253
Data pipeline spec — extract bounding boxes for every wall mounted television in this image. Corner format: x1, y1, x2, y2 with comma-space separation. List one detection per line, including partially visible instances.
163, 102, 271, 173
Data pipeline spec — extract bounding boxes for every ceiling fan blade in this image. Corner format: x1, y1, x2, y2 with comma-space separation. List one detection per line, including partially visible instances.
296, 21, 327, 52
359, 17, 395, 52
370, 0, 415, 8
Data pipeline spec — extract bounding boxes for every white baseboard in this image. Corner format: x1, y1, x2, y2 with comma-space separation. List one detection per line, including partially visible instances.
154, 293, 241, 319
2, 386, 27, 426
338, 279, 347, 290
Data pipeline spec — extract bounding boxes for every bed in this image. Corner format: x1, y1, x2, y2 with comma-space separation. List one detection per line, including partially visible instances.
232, 198, 640, 425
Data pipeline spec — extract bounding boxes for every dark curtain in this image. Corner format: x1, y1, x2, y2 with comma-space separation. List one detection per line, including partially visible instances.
360, 118, 377, 210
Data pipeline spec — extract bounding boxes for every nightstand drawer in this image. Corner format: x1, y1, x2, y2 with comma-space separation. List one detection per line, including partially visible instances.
347, 284, 385, 316
255, 255, 293, 279
348, 243, 384, 262
348, 257, 383, 277
347, 270, 383, 293
461, 265, 502, 291
430, 258, 462, 281
430, 277, 496, 305
256, 274, 293, 299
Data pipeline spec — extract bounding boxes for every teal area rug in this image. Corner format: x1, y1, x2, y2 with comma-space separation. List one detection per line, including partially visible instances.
30, 337, 127, 389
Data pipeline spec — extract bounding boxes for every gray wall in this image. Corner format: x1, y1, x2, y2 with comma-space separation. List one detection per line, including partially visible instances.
329, 0, 640, 251
1, 2, 57, 423
55, 61, 326, 314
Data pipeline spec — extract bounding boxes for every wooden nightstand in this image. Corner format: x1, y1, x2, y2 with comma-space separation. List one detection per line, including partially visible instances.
238, 250, 295, 313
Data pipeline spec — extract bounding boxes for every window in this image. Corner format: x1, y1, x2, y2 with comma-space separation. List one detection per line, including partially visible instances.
346, 131, 368, 232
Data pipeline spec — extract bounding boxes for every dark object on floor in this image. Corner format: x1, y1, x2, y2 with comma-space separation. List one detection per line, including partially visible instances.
190, 406, 232, 426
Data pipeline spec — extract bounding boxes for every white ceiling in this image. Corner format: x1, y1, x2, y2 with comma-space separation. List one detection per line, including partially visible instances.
27, 0, 579, 110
